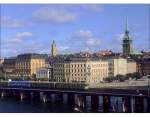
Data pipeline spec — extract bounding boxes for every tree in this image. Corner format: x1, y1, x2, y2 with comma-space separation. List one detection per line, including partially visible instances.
126, 72, 141, 80
104, 76, 115, 82
31, 74, 36, 80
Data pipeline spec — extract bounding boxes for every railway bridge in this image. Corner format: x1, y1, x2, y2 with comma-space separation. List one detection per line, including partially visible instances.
0, 81, 150, 113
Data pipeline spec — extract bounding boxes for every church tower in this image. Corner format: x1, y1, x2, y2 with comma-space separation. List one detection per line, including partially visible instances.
122, 17, 133, 57
51, 40, 57, 57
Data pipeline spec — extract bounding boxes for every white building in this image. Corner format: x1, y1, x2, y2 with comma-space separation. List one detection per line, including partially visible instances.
108, 58, 127, 77
52, 58, 108, 83
36, 67, 52, 80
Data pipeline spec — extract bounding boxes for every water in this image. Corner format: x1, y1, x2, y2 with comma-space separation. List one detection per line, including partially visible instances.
0, 96, 148, 113
0, 98, 74, 113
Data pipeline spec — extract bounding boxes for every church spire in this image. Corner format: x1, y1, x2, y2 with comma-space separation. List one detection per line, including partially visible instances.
122, 16, 133, 57
125, 16, 129, 34
51, 40, 57, 57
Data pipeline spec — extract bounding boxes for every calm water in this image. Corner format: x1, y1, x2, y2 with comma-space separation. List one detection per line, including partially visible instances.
0, 96, 148, 113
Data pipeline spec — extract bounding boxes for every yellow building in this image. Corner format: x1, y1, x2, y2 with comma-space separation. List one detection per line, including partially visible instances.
15, 54, 47, 78
108, 58, 127, 77
51, 40, 57, 57
52, 58, 108, 83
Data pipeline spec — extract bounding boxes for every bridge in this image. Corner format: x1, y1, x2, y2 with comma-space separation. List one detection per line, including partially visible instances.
0, 81, 150, 113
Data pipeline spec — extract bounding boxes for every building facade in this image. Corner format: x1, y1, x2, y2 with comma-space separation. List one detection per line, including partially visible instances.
2, 58, 16, 73
52, 58, 108, 83
127, 60, 137, 74
122, 18, 133, 57
2, 58, 16, 78
136, 58, 150, 76
108, 58, 127, 77
0, 58, 4, 65
15, 54, 47, 78
36, 67, 52, 80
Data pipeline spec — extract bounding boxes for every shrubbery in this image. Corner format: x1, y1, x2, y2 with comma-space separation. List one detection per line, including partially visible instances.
104, 72, 142, 82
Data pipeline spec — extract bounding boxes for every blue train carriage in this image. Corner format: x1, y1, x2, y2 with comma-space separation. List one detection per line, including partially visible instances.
8, 80, 31, 88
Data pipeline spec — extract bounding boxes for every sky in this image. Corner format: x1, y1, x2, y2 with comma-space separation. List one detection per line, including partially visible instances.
0, 4, 149, 57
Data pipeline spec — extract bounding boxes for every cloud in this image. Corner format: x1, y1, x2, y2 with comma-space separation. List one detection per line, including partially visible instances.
72, 30, 101, 46
33, 7, 78, 23
5, 32, 33, 44
58, 30, 102, 53
59, 45, 70, 51
81, 5, 103, 12
1, 32, 49, 57
0, 16, 32, 28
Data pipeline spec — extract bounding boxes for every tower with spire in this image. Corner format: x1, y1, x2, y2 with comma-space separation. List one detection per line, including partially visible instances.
122, 17, 133, 57
51, 40, 57, 57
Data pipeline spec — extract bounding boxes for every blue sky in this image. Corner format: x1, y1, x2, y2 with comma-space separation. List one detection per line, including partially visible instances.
0, 4, 149, 57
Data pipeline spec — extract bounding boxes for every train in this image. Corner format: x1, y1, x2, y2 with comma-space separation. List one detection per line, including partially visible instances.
0, 80, 89, 89
8, 81, 31, 87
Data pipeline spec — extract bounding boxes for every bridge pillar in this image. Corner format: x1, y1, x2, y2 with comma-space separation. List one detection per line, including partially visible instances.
135, 96, 144, 112
91, 94, 99, 112
31, 91, 40, 102
55, 93, 63, 104
12, 90, 16, 97
50, 93, 56, 103
67, 93, 75, 106
103, 95, 110, 112
147, 97, 150, 112
20, 92, 25, 101
12, 90, 20, 99
40, 92, 48, 103
19, 91, 31, 101
0, 90, 13, 98
122, 96, 131, 112
1, 91, 6, 98
75, 94, 86, 111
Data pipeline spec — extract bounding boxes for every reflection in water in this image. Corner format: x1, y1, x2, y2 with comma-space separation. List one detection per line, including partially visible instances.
0, 96, 148, 113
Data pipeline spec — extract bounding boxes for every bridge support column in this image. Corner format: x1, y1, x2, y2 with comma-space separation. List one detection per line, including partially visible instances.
122, 96, 131, 112
103, 95, 110, 112
76, 94, 86, 111
19, 91, 31, 101
12, 90, 16, 97
147, 97, 150, 112
91, 94, 99, 112
31, 91, 40, 102
135, 96, 144, 113
56, 93, 63, 104
20, 92, 25, 101
40, 92, 48, 103
1, 91, 6, 98
67, 93, 75, 106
